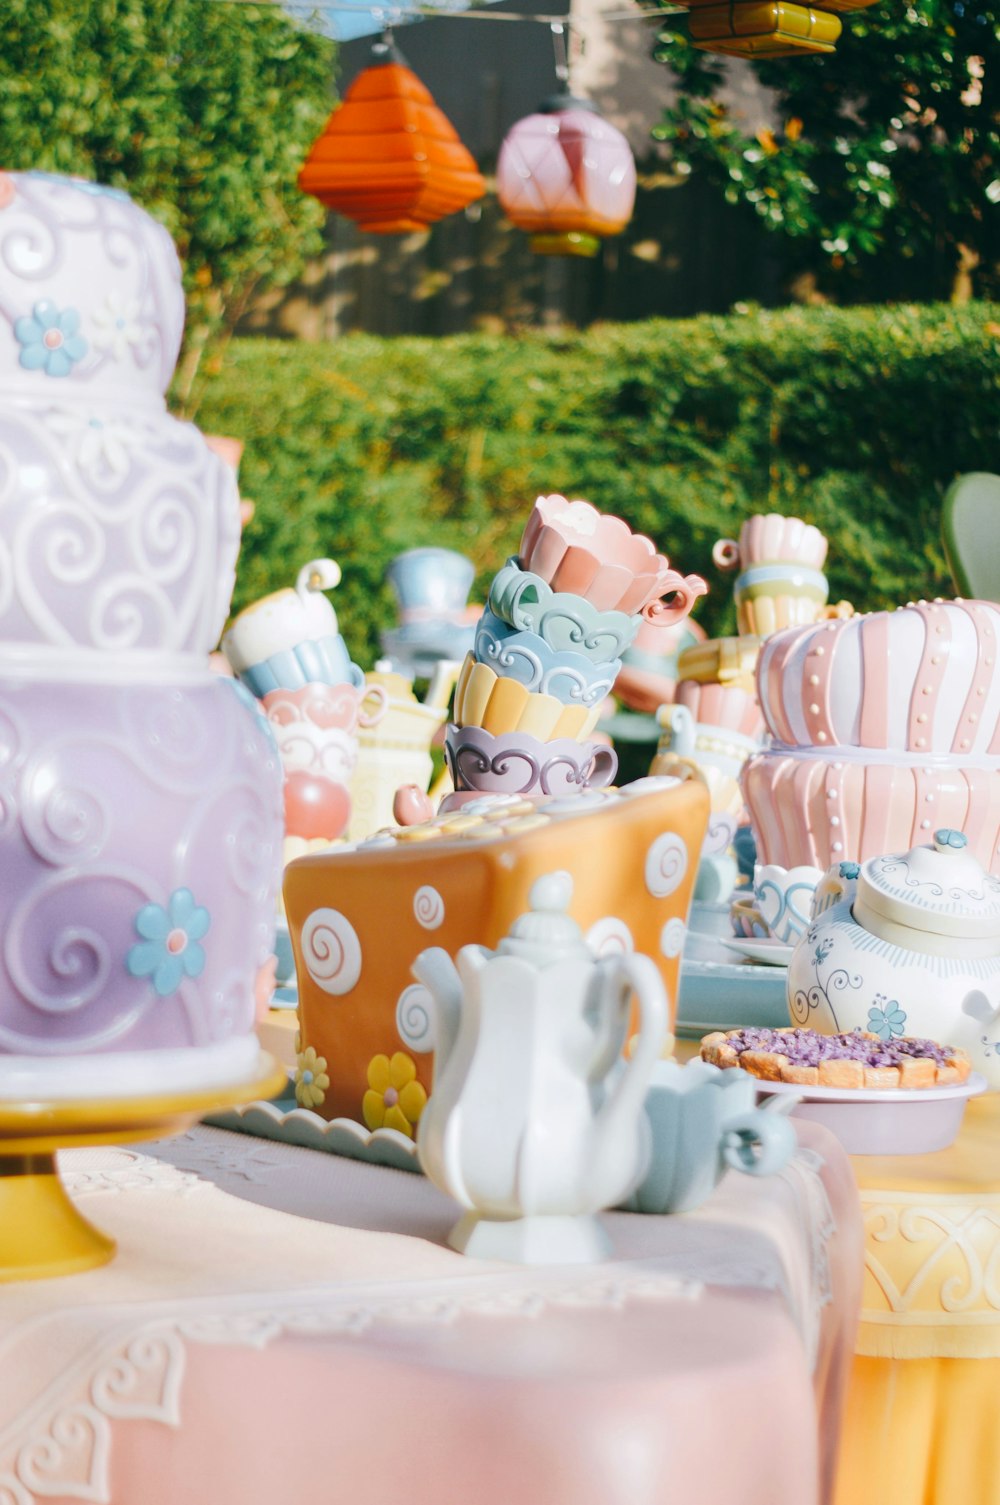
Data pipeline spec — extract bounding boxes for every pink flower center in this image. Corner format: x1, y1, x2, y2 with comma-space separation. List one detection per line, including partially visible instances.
383, 1087, 399, 1107
166, 928, 187, 955
43, 329, 63, 349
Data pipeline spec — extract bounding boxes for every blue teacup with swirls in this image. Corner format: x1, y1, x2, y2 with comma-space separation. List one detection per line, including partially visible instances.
474, 608, 620, 707
236, 635, 364, 698
621, 1059, 795, 1215
488, 559, 640, 665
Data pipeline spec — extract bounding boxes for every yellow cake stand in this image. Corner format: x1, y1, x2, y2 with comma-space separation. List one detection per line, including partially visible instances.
0, 1052, 287, 1283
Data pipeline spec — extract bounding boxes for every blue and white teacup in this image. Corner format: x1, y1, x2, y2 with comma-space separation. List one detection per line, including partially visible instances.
488, 559, 640, 664
622, 1058, 795, 1215
474, 607, 619, 708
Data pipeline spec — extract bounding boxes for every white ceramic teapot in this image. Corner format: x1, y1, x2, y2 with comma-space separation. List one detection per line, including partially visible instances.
787, 829, 1000, 1086
414, 871, 669, 1264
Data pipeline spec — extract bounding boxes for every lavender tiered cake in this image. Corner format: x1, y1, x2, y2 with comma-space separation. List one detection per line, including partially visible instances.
0, 171, 284, 1099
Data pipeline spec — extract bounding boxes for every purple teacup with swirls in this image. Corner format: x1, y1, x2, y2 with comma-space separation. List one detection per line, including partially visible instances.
444, 724, 618, 797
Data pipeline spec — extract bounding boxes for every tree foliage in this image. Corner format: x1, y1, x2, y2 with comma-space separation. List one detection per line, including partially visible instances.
190, 304, 1000, 663
0, 0, 336, 386
650, 0, 1000, 300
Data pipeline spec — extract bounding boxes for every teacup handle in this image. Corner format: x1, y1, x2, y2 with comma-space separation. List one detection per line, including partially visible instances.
641, 573, 708, 628
584, 744, 618, 789
358, 683, 389, 728
712, 539, 741, 572
720, 1108, 795, 1179
488, 560, 545, 630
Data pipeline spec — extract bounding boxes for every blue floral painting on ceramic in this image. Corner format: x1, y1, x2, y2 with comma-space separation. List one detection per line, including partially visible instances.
127, 888, 210, 996
867, 994, 907, 1041
14, 300, 88, 377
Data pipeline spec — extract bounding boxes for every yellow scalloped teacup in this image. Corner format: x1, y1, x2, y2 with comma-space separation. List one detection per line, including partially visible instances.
454, 655, 600, 741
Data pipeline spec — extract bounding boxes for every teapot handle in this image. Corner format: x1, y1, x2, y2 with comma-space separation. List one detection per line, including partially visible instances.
596, 954, 669, 1128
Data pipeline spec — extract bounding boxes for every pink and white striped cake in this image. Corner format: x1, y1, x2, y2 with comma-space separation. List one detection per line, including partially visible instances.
756, 599, 1000, 756
744, 600, 1000, 876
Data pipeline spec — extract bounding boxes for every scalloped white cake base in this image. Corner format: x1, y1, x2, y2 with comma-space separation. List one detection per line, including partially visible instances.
203, 1096, 422, 1173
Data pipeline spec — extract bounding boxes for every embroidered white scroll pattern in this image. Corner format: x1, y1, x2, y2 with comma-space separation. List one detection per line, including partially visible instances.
862, 1191, 1000, 1315
58, 1148, 201, 1198
141, 1131, 285, 1185
2, 1271, 699, 1505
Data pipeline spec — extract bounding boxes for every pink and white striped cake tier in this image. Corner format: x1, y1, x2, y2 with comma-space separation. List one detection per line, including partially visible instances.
756, 599, 1000, 757
742, 749, 1000, 875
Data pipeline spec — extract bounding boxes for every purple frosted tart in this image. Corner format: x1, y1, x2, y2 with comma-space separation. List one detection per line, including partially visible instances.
700, 1026, 972, 1089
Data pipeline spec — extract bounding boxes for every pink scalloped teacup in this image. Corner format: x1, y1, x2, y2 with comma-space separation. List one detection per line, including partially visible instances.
519, 494, 707, 626
262, 681, 388, 737
444, 723, 618, 797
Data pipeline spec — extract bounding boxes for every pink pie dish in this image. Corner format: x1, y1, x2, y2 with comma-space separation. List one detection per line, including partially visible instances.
754, 1074, 987, 1155
519, 495, 707, 625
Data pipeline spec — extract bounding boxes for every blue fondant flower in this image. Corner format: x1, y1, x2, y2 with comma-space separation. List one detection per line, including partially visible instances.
839, 861, 861, 880
867, 995, 907, 1041
127, 888, 210, 997
935, 828, 967, 850
14, 300, 88, 377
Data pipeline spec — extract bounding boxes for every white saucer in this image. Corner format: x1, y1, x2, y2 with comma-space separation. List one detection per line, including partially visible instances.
720, 937, 794, 967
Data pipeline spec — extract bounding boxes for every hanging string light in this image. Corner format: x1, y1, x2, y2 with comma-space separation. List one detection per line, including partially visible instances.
297, 32, 486, 233
495, 22, 637, 258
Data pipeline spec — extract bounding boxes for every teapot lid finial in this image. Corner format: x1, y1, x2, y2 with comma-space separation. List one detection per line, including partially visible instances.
498, 871, 590, 964
934, 828, 968, 853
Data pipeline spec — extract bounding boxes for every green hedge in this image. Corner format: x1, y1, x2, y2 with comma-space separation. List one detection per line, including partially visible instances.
189, 304, 1000, 669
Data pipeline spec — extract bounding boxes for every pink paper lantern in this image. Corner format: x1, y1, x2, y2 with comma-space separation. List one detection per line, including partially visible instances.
496, 98, 637, 258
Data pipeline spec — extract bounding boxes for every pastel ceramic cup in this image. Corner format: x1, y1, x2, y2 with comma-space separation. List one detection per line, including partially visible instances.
444, 723, 618, 797
262, 681, 388, 739
712, 514, 838, 639
622, 1058, 796, 1215
386, 547, 475, 623
488, 560, 640, 663
454, 654, 601, 741
222, 558, 343, 673
474, 608, 619, 707
237, 634, 363, 697
520, 495, 707, 625
752, 863, 825, 944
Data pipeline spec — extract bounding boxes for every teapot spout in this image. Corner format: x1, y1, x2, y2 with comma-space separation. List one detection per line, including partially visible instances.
412, 947, 463, 1079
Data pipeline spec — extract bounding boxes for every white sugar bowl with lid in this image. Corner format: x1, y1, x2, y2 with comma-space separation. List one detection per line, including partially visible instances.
787, 829, 1000, 1086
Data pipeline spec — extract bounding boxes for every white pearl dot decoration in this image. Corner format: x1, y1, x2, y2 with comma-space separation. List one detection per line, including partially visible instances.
645, 832, 689, 899
396, 983, 436, 1052
301, 908, 362, 996
585, 916, 634, 958
413, 885, 445, 930
660, 918, 687, 959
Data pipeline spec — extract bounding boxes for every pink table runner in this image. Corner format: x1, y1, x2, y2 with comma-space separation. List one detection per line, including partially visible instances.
0, 1120, 862, 1505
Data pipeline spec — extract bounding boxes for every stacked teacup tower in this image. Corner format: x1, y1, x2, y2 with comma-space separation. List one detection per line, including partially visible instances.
444, 494, 707, 803
222, 560, 387, 858
0, 171, 284, 1104
652, 513, 852, 906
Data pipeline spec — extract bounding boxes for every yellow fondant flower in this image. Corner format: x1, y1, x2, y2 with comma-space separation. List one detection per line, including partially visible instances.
295, 1045, 329, 1110
362, 1051, 427, 1138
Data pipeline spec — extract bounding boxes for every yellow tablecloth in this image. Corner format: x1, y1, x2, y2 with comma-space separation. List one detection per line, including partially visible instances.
836, 1093, 1000, 1505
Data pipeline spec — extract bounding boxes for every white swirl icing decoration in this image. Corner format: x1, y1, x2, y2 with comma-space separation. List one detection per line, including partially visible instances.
660, 918, 687, 958
645, 832, 689, 898
585, 916, 634, 958
396, 983, 436, 1051
413, 885, 445, 930
301, 907, 362, 996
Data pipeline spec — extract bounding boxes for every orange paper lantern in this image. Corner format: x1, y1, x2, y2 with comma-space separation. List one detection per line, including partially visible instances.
298, 46, 486, 234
